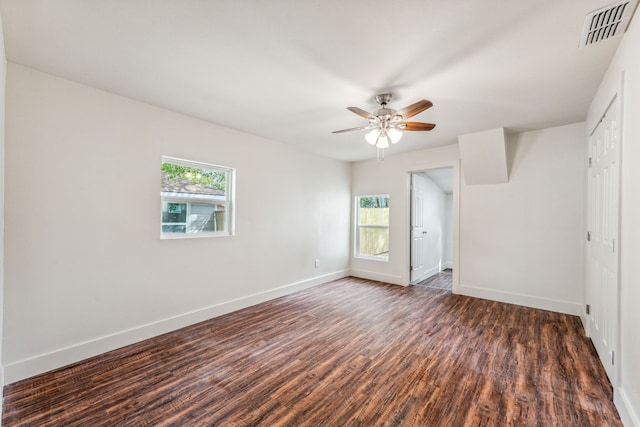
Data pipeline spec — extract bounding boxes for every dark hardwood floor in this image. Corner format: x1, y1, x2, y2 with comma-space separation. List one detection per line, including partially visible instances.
3, 277, 620, 426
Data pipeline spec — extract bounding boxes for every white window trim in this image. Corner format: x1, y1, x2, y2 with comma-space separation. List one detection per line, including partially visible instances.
355, 194, 390, 262
161, 156, 235, 239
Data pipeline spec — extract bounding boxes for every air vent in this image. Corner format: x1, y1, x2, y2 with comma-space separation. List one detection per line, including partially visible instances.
580, 0, 637, 48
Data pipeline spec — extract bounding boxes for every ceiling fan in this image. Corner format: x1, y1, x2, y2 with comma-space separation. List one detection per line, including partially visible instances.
332, 93, 435, 154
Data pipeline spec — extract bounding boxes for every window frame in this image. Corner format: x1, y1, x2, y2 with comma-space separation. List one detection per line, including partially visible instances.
354, 194, 390, 262
160, 156, 235, 239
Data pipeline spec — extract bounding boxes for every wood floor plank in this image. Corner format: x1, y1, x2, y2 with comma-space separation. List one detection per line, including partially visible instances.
3, 276, 620, 426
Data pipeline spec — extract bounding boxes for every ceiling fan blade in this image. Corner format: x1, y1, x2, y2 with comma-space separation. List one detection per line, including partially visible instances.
332, 126, 372, 134
400, 122, 436, 131
347, 106, 375, 119
395, 100, 433, 119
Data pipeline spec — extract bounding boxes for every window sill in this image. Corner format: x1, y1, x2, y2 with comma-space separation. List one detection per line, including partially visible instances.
355, 255, 389, 262
161, 232, 232, 240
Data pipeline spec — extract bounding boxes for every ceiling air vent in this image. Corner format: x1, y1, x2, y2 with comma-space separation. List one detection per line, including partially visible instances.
580, 0, 638, 48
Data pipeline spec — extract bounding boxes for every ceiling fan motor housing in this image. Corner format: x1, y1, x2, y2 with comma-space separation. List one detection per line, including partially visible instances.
375, 93, 393, 106
375, 94, 401, 119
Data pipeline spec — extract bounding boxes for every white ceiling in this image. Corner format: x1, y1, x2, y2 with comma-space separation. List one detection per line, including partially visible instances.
0, 0, 631, 162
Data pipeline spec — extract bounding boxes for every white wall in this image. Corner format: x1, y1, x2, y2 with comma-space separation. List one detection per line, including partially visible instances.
587, 14, 640, 426
2, 64, 351, 383
350, 123, 585, 316
350, 145, 460, 286
0, 8, 7, 423
459, 123, 585, 315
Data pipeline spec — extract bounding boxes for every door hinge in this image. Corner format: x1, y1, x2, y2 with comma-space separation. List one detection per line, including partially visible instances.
612, 351, 615, 365
588, 157, 593, 168
587, 231, 591, 242
612, 238, 615, 252
586, 304, 590, 315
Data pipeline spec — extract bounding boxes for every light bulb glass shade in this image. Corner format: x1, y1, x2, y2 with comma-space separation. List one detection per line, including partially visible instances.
376, 135, 390, 149
388, 128, 403, 144
365, 129, 379, 145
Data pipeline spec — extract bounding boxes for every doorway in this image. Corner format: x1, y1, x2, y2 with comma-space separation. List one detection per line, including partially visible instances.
410, 167, 454, 288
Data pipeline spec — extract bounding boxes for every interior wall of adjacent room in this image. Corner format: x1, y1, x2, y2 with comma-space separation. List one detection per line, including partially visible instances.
350, 122, 585, 316
587, 12, 640, 426
443, 193, 453, 268
2, 63, 351, 383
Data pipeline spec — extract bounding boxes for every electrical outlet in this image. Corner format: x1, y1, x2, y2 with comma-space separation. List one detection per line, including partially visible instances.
314, 259, 320, 268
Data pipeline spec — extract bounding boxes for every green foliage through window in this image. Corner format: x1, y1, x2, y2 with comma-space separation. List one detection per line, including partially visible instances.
359, 196, 389, 208
161, 163, 226, 191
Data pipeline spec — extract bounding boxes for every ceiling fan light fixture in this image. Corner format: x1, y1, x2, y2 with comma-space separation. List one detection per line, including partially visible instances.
365, 129, 379, 145
388, 128, 403, 144
376, 134, 390, 149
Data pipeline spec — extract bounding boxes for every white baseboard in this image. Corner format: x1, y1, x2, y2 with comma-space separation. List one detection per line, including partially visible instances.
457, 283, 582, 316
616, 386, 640, 427
442, 262, 453, 270
581, 312, 590, 337
3, 270, 349, 385
348, 269, 405, 286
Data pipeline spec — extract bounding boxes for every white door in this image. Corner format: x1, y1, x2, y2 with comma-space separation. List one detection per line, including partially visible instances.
410, 174, 427, 282
587, 97, 620, 385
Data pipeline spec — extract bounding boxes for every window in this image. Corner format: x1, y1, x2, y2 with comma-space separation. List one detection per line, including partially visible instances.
161, 156, 234, 238
355, 195, 389, 260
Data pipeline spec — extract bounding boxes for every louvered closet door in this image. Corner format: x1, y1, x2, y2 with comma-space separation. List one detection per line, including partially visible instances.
587, 96, 620, 385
